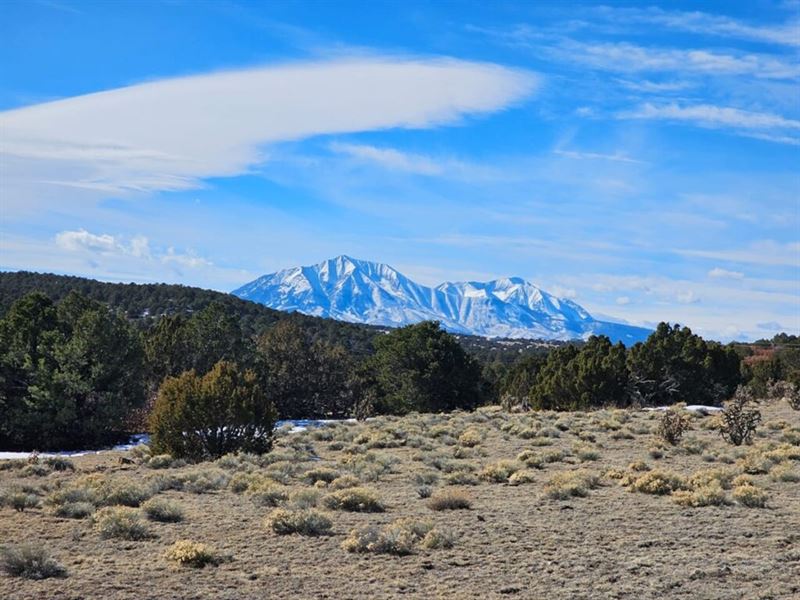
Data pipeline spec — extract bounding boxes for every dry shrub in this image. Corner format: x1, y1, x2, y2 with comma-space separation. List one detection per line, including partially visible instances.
628, 470, 685, 495
289, 489, 320, 509
427, 490, 471, 511
770, 462, 800, 482
142, 498, 184, 523
53, 501, 95, 519
573, 444, 600, 462
457, 429, 482, 447
342, 518, 454, 555
543, 470, 599, 500
329, 474, 361, 490
671, 482, 729, 507
508, 469, 537, 486
92, 507, 151, 540
266, 508, 332, 536
479, 460, 522, 483
732, 483, 768, 508
0, 544, 66, 579
247, 483, 288, 507
164, 540, 222, 568
322, 487, 384, 512
767, 380, 800, 410
719, 389, 761, 446
656, 410, 691, 445
304, 467, 340, 485
445, 471, 479, 485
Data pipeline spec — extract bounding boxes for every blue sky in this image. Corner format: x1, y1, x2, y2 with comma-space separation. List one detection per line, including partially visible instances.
1, 0, 798, 341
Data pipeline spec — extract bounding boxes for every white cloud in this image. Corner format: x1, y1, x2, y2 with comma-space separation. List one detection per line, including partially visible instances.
677, 290, 700, 304
593, 6, 800, 48
54, 229, 211, 271
550, 40, 799, 80
554, 149, 645, 164
55, 229, 119, 253
329, 142, 444, 175
708, 267, 744, 280
0, 57, 537, 212
678, 241, 800, 267
623, 103, 800, 144
616, 296, 631, 305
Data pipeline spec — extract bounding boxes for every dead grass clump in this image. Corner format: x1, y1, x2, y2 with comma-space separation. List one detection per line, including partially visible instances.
0, 544, 66, 579
688, 467, 738, 490
628, 470, 685, 495
92, 507, 152, 540
142, 498, 184, 523
543, 470, 600, 500
427, 489, 471, 511
266, 508, 333, 536
322, 487, 384, 512
458, 428, 483, 447
164, 540, 222, 568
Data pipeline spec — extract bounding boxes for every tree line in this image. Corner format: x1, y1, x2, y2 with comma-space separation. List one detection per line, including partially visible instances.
1, 286, 793, 454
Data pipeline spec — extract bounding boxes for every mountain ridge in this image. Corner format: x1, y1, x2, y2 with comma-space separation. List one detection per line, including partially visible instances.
232, 255, 652, 344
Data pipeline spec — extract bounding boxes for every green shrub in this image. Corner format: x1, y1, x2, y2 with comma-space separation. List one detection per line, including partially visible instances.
92, 507, 151, 540
323, 487, 384, 512
149, 361, 276, 460
266, 509, 332, 536
164, 540, 222, 568
142, 498, 184, 523
0, 544, 66, 579
43, 457, 75, 472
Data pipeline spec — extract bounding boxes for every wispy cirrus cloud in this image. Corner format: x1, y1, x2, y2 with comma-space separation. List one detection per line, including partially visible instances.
548, 40, 799, 80
0, 56, 538, 213
592, 6, 800, 48
622, 103, 800, 144
708, 267, 745, 280
553, 149, 645, 164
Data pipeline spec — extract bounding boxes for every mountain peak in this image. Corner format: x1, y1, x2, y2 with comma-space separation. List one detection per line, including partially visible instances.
232, 257, 651, 343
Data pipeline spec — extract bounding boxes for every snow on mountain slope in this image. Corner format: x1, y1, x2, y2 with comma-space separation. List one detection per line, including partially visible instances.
232, 256, 651, 343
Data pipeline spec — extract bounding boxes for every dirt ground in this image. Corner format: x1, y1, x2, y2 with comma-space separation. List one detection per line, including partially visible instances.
1, 399, 799, 600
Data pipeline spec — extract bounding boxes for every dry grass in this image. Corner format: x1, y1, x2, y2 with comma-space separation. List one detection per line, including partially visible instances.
1, 399, 798, 599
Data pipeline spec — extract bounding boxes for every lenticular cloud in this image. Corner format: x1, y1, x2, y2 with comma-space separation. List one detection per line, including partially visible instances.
0, 57, 537, 207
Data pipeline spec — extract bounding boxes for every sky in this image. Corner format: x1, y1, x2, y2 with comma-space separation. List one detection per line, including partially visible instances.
0, 0, 798, 342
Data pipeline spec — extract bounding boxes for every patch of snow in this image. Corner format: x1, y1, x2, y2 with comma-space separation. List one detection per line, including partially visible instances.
0, 419, 353, 460
644, 405, 723, 413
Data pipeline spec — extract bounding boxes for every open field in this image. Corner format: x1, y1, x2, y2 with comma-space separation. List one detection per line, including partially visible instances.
2, 399, 799, 600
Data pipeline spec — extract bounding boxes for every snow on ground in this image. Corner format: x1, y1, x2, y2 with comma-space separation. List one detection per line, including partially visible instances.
0, 419, 352, 460
643, 405, 724, 413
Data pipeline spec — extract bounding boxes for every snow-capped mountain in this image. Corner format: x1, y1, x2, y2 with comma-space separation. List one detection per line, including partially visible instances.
232, 256, 651, 343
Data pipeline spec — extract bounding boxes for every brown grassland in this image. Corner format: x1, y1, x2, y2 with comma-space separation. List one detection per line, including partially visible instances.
1, 399, 799, 600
